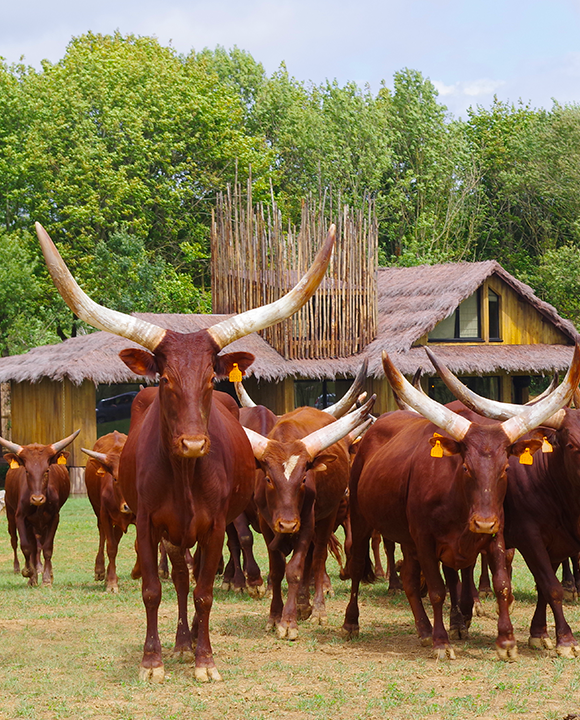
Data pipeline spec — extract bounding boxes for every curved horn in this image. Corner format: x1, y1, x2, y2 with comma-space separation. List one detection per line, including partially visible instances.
36, 223, 167, 352
382, 352, 472, 441
81, 447, 108, 464
207, 226, 336, 349
51, 429, 81, 454
323, 359, 368, 419
234, 381, 257, 408
0, 436, 23, 455
346, 418, 374, 445
243, 427, 270, 461
300, 394, 376, 460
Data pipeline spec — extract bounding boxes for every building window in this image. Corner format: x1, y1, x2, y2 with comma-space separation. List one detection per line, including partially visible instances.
488, 289, 501, 341
294, 379, 352, 409
428, 375, 501, 404
428, 290, 481, 342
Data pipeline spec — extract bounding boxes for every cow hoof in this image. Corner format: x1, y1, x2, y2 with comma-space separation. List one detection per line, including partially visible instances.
419, 635, 433, 647
341, 624, 359, 639
247, 583, 266, 600
42, 579, 53, 588
496, 644, 518, 662
310, 611, 328, 626
563, 589, 578, 603
449, 627, 468, 641
529, 636, 553, 650
194, 666, 222, 682
173, 648, 194, 661
479, 588, 493, 600
233, 586, 245, 594
433, 646, 456, 660
297, 605, 312, 621
473, 600, 485, 617
139, 665, 165, 683
107, 584, 119, 594
95, 572, 105, 581
556, 644, 579, 658
221, 581, 232, 591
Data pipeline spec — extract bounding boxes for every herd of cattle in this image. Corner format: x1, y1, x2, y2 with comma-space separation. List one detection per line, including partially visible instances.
1, 222, 580, 683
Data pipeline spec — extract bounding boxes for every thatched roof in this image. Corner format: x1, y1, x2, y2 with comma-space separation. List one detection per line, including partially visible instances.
0, 261, 577, 385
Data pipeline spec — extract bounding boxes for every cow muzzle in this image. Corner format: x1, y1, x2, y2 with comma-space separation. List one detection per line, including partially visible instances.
30, 494, 46, 507
469, 515, 500, 535
274, 518, 301, 534
177, 435, 210, 458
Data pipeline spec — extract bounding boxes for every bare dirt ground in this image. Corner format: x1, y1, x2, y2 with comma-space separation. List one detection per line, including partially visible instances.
0, 499, 578, 720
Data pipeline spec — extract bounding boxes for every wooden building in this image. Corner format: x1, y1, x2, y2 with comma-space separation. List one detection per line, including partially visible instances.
0, 258, 577, 494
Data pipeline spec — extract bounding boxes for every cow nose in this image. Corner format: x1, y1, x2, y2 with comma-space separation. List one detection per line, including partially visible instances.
30, 494, 46, 507
275, 518, 300, 534
178, 436, 210, 458
470, 516, 499, 534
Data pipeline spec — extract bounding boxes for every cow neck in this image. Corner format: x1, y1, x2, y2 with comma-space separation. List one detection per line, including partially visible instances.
549, 411, 580, 522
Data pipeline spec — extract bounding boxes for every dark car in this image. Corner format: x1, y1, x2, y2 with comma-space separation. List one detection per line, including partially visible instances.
96, 391, 139, 424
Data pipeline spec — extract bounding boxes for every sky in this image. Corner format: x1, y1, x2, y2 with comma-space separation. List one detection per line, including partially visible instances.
3, 0, 580, 119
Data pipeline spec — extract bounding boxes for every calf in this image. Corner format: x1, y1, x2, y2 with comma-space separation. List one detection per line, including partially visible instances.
245, 397, 374, 639
1, 430, 79, 586
82, 431, 134, 593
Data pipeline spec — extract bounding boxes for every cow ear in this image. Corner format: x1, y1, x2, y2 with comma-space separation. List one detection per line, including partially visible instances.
214, 352, 255, 380
119, 348, 159, 378
312, 453, 337, 473
4, 453, 21, 468
510, 438, 544, 460
50, 451, 70, 465
428, 436, 460, 456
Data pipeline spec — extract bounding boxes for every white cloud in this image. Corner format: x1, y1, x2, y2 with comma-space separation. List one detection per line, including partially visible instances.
433, 78, 505, 98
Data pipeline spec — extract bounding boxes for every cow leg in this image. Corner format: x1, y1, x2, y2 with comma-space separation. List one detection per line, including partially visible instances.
572, 553, 580, 596
235, 513, 265, 599
521, 543, 578, 656
17, 517, 38, 586
384, 538, 403, 592
339, 512, 353, 581
94, 515, 106, 581
158, 541, 169, 580
261, 521, 286, 631
297, 544, 313, 621
104, 521, 124, 593
371, 530, 385, 579
487, 535, 517, 661
162, 540, 193, 660
443, 566, 469, 641
38, 512, 60, 587
459, 565, 475, 630
131, 538, 142, 580
561, 558, 577, 601
415, 543, 454, 659
190, 527, 225, 682
310, 513, 337, 625
342, 518, 374, 639
478, 553, 493, 598
399, 545, 433, 646
278, 512, 315, 639
222, 522, 245, 593
7, 508, 20, 574
136, 516, 165, 683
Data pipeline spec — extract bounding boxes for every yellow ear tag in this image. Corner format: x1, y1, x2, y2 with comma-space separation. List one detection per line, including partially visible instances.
57, 455, 67, 465
9, 460, 19, 469
519, 448, 534, 465
431, 440, 444, 458
541, 437, 553, 453
228, 363, 243, 383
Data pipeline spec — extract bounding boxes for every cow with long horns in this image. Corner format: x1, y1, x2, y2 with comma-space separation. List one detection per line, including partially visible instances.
426, 347, 580, 657
35, 222, 335, 682
343, 348, 580, 660
0, 430, 79, 586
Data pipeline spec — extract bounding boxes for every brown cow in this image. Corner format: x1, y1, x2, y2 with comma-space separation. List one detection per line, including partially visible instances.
0, 430, 79, 586
245, 397, 374, 639
82, 431, 134, 593
36, 221, 335, 683
343, 349, 580, 660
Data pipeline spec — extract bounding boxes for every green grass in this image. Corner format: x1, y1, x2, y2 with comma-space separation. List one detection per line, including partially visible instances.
0, 498, 578, 719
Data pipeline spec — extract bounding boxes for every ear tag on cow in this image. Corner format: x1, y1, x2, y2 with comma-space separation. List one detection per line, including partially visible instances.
57, 455, 67, 465
519, 448, 534, 465
541, 437, 553, 453
9, 459, 19, 469
229, 363, 243, 383
431, 440, 444, 458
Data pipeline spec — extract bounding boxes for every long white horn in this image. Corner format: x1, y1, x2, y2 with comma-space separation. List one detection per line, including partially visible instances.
36, 223, 167, 351
234, 381, 257, 408
382, 352, 472, 441
0, 436, 23, 455
300, 394, 376, 459
81, 447, 108, 464
323, 359, 368, 418
243, 427, 270, 461
207, 226, 336, 349
51, 429, 81, 454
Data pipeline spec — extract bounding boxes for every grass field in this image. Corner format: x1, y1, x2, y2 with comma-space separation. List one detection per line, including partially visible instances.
0, 498, 579, 720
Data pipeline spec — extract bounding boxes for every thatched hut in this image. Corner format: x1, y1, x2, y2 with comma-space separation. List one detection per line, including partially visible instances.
0, 259, 576, 493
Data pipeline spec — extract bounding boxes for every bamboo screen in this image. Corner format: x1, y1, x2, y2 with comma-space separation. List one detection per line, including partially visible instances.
211, 183, 377, 360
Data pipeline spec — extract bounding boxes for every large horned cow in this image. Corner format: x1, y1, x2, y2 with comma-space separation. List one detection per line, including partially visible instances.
36, 222, 335, 682
426, 348, 580, 656
0, 430, 79, 586
343, 348, 580, 660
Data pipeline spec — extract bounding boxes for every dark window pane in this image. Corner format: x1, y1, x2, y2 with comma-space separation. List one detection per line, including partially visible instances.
489, 289, 501, 340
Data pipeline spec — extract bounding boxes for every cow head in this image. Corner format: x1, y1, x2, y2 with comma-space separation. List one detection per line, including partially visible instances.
245, 396, 375, 534
82, 431, 133, 520
382, 348, 580, 535
36, 223, 335, 460
0, 431, 79, 506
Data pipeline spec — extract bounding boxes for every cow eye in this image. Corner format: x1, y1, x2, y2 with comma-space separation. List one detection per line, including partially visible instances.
265, 475, 273, 486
